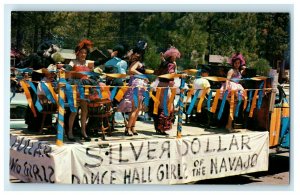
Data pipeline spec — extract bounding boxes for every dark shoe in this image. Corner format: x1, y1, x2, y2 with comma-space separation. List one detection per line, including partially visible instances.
81, 135, 91, 141
67, 135, 76, 142
156, 130, 168, 135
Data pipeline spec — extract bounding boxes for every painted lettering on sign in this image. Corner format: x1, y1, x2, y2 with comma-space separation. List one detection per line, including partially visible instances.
10, 136, 52, 158
10, 157, 55, 183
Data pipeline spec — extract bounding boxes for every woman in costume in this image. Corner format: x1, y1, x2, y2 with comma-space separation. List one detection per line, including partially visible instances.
117, 41, 148, 136
153, 47, 181, 135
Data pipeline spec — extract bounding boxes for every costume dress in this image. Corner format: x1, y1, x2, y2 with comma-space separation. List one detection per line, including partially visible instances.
117, 62, 148, 113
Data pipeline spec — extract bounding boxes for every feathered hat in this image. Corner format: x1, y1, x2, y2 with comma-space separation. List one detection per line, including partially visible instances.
75, 39, 94, 54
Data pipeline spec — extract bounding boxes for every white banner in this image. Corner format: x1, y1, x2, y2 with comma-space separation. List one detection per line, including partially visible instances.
10, 131, 269, 184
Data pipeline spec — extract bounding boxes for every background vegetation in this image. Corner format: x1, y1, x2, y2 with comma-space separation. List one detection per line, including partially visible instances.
11, 11, 290, 71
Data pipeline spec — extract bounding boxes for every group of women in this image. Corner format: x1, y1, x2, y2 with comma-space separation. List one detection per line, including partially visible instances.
40, 38, 247, 141
59, 39, 181, 141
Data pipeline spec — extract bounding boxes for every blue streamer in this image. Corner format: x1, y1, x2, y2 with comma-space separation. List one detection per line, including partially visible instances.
65, 83, 77, 112
28, 81, 43, 112
143, 87, 150, 107
78, 84, 85, 100
77, 71, 100, 77
257, 81, 264, 110
176, 89, 186, 108
196, 69, 202, 78
134, 74, 149, 79
17, 68, 33, 73
96, 85, 102, 99
186, 89, 200, 115
207, 90, 213, 111
217, 90, 228, 120
246, 90, 253, 112
110, 86, 118, 101
234, 90, 242, 117
58, 78, 67, 83
280, 117, 290, 148
163, 88, 169, 116
133, 87, 139, 108
41, 82, 56, 104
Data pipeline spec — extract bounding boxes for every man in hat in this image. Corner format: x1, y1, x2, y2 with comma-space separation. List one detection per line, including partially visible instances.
193, 66, 211, 94
192, 66, 214, 127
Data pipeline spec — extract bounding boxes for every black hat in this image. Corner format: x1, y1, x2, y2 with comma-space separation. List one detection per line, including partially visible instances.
201, 65, 211, 73
133, 40, 147, 54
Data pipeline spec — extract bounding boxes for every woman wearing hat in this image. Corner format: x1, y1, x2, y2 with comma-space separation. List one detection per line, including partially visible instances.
117, 41, 148, 136
67, 40, 98, 142
153, 47, 181, 135
221, 53, 246, 132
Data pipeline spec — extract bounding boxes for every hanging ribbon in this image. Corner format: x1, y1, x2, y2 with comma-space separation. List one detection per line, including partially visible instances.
246, 90, 253, 112
115, 86, 128, 102
101, 86, 111, 100
257, 81, 264, 110
72, 85, 77, 108
184, 88, 194, 109
149, 89, 160, 115
186, 89, 200, 115
20, 80, 37, 117
229, 90, 235, 124
243, 90, 248, 110
47, 83, 58, 104
217, 90, 228, 120
197, 88, 208, 113
211, 89, 220, 113
153, 87, 161, 115
78, 84, 85, 100
133, 87, 139, 109
168, 87, 177, 113
65, 83, 77, 112
249, 90, 259, 117
96, 85, 103, 99
143, 87, 150, 107
207, 90, 213, 111
110, 86, 118, 101
84, 85, 90, 96
27, 81, 43, 112
176, 89, 186, 108
41, 82, 56, 104
235, 90, 242, 117
163, 87, 169, 116
17, 67, 33, 73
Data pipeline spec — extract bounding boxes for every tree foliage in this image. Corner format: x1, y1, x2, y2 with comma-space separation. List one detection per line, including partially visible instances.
11, 11, 290, 70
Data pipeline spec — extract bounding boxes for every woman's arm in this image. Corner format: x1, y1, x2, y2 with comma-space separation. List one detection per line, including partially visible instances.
225, 69, 234, 89
129, 61, 142, 75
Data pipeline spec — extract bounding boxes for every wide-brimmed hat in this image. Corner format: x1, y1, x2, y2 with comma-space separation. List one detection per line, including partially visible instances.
51, 49, 76, 63
34, 64, 57, 74
230, 53, 246, 65
163, 47, 181, 59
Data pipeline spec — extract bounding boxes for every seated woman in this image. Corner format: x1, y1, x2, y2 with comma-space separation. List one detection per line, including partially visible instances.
220, 53, 246, 132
